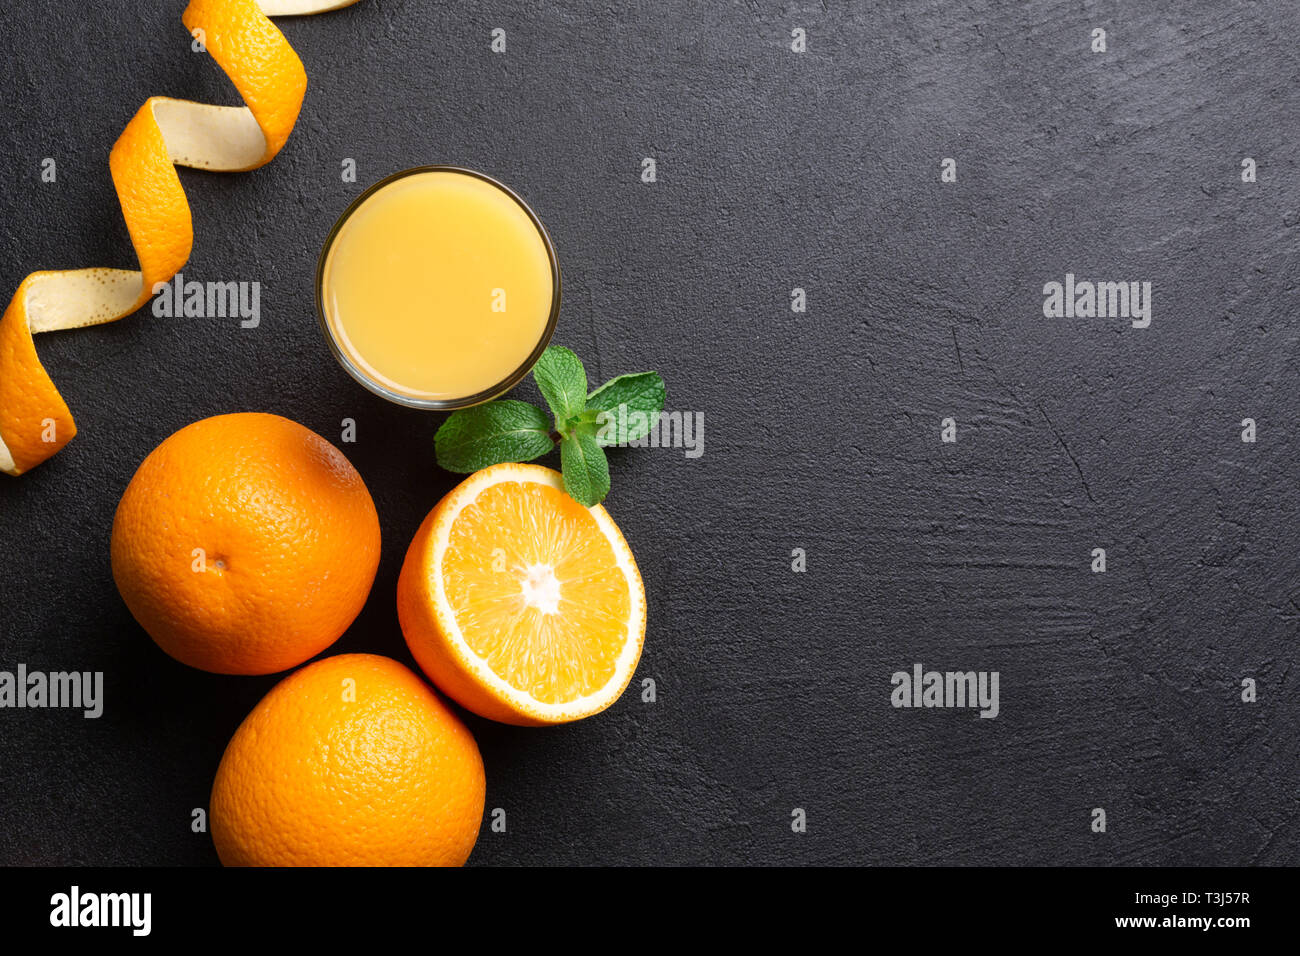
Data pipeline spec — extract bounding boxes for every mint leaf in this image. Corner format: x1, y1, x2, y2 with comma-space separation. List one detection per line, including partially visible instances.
559, 428, 611, 507
430, 346, 664, 507
532, 346, 588, 428
587, 371, 665, 413
435, 400, 555, 473
587, 371, 665, 446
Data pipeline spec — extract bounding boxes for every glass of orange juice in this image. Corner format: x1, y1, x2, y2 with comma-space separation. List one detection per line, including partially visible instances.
315, 166, 560, 408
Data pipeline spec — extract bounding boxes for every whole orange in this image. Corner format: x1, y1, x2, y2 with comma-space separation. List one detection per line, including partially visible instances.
210, 653, 485, 867
110, 412, 380, 675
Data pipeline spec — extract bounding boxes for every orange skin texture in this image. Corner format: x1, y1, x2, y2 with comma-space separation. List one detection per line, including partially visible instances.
0, 277, 77, 472
110, 413, 380, 675
210, 654, 485, 867
110, 101, 194, 294
182, 0, 308, 161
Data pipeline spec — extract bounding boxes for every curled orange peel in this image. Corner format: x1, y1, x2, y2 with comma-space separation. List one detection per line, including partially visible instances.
0, 0, 360, 476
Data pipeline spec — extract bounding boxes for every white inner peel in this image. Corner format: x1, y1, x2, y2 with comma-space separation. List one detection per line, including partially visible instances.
259, 0, 359, 14
152, 99, 268, 172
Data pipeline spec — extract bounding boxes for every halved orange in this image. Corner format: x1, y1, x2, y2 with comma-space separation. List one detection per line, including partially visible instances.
397, 463, 646, 726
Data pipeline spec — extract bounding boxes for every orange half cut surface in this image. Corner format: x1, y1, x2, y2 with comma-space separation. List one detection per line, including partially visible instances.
398, 463, 646, 725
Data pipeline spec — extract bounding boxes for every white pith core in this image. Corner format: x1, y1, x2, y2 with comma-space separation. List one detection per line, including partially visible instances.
519, 563, 561, 615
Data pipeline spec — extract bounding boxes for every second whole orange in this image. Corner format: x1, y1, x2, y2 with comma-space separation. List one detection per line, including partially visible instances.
210, 654, 485, 866
110, 412, 381, 675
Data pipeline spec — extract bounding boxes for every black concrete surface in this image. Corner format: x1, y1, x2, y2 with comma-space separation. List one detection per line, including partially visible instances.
1, 0, 1297, 865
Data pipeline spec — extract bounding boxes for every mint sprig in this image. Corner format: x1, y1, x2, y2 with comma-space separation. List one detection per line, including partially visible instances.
433, 400, 554, 473
434, 345, 665, 507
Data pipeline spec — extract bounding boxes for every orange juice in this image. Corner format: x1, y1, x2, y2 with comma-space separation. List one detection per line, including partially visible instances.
318, 168, 558, 406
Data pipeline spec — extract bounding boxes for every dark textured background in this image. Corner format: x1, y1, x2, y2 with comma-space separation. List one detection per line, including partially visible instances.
1, 0, 1298, 866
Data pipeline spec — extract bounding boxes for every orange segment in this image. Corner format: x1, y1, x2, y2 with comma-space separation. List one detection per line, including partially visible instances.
0, 0, 360, 477
398, 464, 647, 726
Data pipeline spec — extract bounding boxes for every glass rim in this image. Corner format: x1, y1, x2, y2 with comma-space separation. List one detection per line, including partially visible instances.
314, 164, 562, 411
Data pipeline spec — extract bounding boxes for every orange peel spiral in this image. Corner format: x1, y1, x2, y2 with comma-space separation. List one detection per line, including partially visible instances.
0, 0, 360, 476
